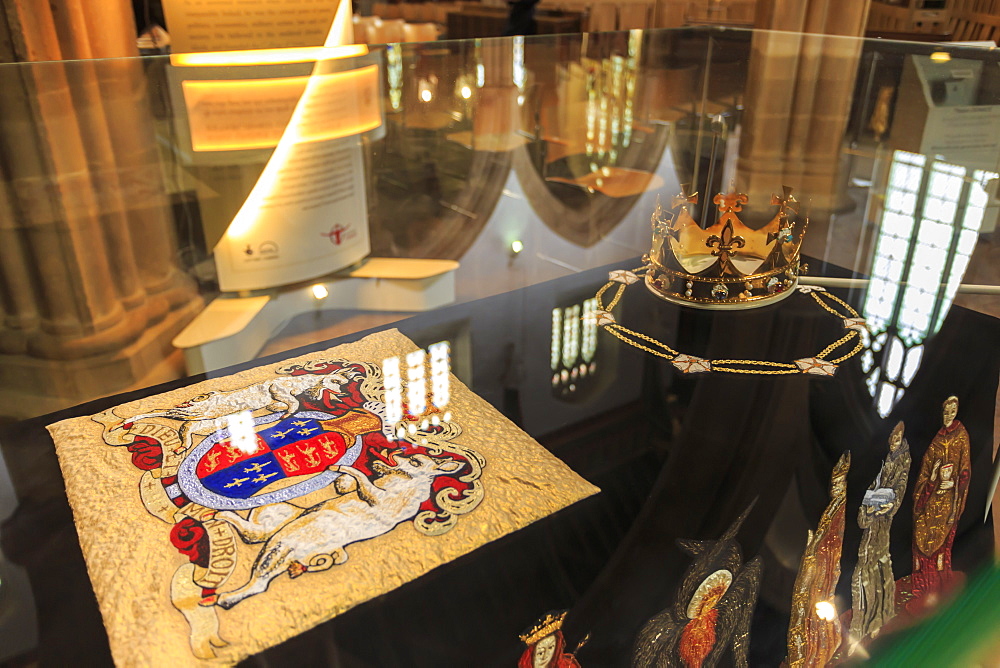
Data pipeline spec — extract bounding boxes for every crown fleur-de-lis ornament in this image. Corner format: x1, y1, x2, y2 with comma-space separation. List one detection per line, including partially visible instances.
706, 220, 746, 276
704, 192, 748, 278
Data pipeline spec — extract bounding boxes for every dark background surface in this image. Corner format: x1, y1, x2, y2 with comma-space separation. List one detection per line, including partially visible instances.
1, 258, 997, 667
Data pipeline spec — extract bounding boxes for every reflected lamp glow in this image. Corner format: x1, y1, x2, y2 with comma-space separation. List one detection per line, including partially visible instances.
406, 349, 427, 417
179, 48, 378, 154
815, 601, 837, 621
171, 44, 368, 67
382, 356, 402, 425
428, 341, 451, 410
226, 411, 258, 454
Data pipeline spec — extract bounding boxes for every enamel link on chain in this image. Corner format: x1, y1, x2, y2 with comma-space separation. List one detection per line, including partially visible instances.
591, 266, 868, 376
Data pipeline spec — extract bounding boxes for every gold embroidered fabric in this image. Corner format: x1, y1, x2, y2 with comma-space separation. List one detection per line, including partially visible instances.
786, 452, 849, 667
913, 425, 971, 556
47, 329, 599, 666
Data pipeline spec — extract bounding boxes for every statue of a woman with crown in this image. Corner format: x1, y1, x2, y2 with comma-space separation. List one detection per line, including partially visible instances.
517, 611, 583, 668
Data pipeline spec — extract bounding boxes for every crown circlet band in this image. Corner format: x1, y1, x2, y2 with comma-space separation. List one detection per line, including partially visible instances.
590, 265, 868, 376
650, 185, 806, 310
646, 262, 799, 306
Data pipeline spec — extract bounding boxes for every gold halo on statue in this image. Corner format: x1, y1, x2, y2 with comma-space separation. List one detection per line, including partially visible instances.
687, 569, 734, 619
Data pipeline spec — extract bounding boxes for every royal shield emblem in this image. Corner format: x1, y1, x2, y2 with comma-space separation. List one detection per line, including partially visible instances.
178, 409, 381, 509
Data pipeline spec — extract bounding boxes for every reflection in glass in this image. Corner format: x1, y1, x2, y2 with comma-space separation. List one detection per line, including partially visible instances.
226, 411, 258, 454
428, 341, 451, 410
383, 356, 403, 424
863, 150, 997, 416
382, 342, 452, 428
406, 349, 427, 417
387, 44, 403, 110
513, 36, 527, 92
581, 298, 598, 364
551, 299, 600, 396
561, 304, 582, 370
551, 309, 563, 372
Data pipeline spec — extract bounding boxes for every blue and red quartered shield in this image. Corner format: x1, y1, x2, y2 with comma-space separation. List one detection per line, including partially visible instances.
176, 408, 384, 510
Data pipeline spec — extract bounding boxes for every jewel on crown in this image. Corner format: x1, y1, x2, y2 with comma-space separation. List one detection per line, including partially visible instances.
644, 183, 808, 309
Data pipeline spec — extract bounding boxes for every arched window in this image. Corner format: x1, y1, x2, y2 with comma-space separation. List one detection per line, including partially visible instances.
863, 150, 996, 416
550, 298, 600, 397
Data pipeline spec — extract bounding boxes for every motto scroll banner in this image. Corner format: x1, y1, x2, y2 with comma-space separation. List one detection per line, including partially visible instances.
47, 330, 598, 665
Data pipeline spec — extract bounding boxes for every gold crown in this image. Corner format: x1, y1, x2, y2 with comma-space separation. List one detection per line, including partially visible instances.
519, 611, 567, 646
645, 185, 808, 309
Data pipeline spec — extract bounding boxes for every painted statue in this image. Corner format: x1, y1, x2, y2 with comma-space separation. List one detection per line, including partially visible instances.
787, 452, 850, 667
907, 395, 971, 614
518, 611, 584, 668
633, 506, 762, 668
848, 422, 910, 649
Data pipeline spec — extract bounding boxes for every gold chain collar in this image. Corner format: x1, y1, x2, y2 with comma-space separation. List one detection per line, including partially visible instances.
591, 265, 868, 376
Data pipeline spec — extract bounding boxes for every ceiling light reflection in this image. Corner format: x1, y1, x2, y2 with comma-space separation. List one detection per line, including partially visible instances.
171, 44, 368, 67
815, 601, 837, 621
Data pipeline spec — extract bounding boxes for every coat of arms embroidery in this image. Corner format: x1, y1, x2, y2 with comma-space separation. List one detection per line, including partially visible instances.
48, 330, 599, 666
91, 358, 485, 658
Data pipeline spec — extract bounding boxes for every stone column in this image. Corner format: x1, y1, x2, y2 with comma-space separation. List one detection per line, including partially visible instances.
0, 0, 201, 417
737, 0, 871, 217
0, 167, 39, 354
80, 0, 190, 303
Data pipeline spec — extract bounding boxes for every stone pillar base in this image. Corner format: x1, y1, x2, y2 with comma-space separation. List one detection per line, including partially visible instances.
0, 297, 203, 420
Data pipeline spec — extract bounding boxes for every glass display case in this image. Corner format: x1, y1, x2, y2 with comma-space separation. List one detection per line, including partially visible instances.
0, 26, 999, 666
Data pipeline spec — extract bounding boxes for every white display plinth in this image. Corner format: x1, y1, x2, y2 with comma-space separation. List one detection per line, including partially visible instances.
174, 258, 459, 374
